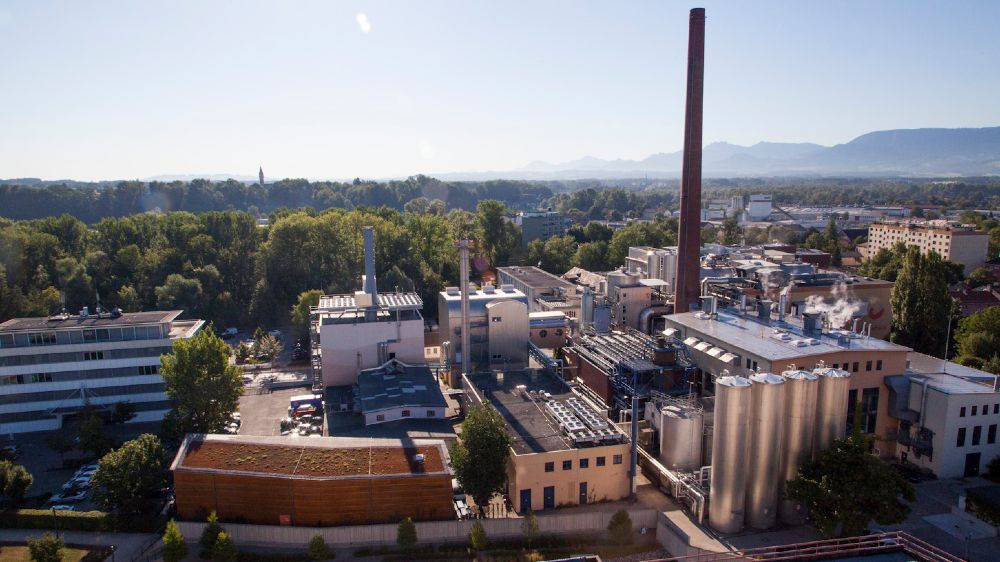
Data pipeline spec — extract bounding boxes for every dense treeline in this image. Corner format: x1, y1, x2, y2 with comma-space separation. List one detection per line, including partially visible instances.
0, 202, 525, 328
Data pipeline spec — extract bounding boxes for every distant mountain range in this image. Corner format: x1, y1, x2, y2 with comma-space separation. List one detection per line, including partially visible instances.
490, 126, 1000, 180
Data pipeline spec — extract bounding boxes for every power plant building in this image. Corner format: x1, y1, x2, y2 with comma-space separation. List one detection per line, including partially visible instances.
0, 309, 204, 434
438, 285, 529, 373
497, 266, 580, 317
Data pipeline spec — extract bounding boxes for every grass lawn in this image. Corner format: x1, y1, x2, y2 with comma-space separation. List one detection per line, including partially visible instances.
0, 545, 90, 562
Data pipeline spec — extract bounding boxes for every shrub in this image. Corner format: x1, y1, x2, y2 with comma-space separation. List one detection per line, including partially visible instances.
212, 531, 237, 562
307, 535, 331, 561
0, 509, 109, 531
521, 510, 539, 548
608, 509, 633, 545
199, 511, 224, 559
162, 519, 188, 562
396, 517, 417, 550
468, 520, 487, 552
27, 532, 64, 562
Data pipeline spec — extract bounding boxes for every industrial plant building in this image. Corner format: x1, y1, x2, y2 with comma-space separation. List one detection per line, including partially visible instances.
861, 220, 989, 274
355, 359, 447, 426
464, 370, 631, 513
528, 311, 569, 348
171, 434, 454, 526
311, 227, 425, 388
0, 308, 204, 434
437, 284, 529, 374
497, 266, 580, 317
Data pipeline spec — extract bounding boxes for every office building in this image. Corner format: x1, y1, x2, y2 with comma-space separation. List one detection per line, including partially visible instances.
0, 309, 204, 434
515, 211, 566, 247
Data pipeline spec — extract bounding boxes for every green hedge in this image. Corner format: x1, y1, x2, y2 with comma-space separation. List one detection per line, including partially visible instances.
0, 509, 110, 531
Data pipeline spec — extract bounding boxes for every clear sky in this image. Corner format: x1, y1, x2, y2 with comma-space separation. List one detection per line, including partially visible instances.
2, 0, 999, 181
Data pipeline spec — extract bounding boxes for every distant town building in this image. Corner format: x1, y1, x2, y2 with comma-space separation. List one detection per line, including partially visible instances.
516, 210, 565, 247
0, 309, 204, 434
746, 194, 773, 221
861, 220, 989, 275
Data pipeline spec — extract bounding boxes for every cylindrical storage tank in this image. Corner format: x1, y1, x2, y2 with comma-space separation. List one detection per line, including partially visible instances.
814, 366, 851, 453
745, 372, 786, 530
709, 375, 752, 534
778, 369, 818, 525
659, 405, 704, 472
581, 287, 594, 325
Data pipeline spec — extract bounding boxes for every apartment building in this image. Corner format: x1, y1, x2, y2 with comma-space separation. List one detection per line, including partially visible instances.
863, 221, 989, 274
515, 211, 566, 247
0, 309, 204, 434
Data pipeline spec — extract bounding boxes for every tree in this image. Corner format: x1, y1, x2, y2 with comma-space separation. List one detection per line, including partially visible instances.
890, 247, 955, 355
4, 464, 33, 507
968, 267, 996, 288
109, 401, 137, 425
162, 519, 189, 562
45, 431, 75, 465
92, 434, 166, 518
608, 509, 633, 545
78, 414, 115, 458
235, 341, 252, 364
521, 510, 539, 548
199, 511, 224, 559
291, 289, 323, 344
396, 517, 417, 550
574, 241, 609, 271
449, 404, 512, 511
115, 284, 142, 313
161, 330, 243, 435
212, 531, 237, 562
983, 354, 1000, 375
307, 535, 331, 561
787, 434, 915, 537
155, 274, 204, 313
254, 334, 283, 360
27, 532, 64, 562
469, 520, 487, 552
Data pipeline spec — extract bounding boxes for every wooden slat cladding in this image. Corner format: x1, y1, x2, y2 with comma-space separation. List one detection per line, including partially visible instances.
174, 470, 453, 526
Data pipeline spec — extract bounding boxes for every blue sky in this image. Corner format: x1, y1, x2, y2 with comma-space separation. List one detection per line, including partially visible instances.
1, 0, 999, 181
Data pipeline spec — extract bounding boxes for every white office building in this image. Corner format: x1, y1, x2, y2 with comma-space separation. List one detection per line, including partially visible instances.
0, 309, 204, 434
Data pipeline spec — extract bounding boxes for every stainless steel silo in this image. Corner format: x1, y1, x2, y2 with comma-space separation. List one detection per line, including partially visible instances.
659, 405, 705, 472
708, 375, 752, 534
778, 368, 818, 525
745, 372, 786, 530
814, 366, 851, 453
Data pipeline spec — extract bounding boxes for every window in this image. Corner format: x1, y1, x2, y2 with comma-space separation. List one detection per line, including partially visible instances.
539, 329, 548, 338
426, 410, 436, 417
746, 358, 751, 369
491, 316, 502, 322
995, 404, 999, 415
613, 454, 623, 465
29, 373, 53, 383
83, 329, 96, 342
973, 406, 978, 416
985, 404, 990, 415
138, 365, 158, 375
563, 460, 572, 470
28, 332, 56, 346
847, 388, 879, 434
580, 458, 589, 469
989, 425, 997, 445
866, 360, 873, 371
852, 362, 859, 373
832, 363, 839, 369
401, 410, 411, 417
751, 360, 758, 371
376, 414, 385, 422
957, 427, 966, 447
544, 462, 554, 472
1, 375, 25, 385
596, 456, 606, 467
555, 329, 564, 336
973, 426, 983, 446
491, 354, 503, 360
961, 407, 967, 417
876, 360, 883, 371
83, 351, 104, 361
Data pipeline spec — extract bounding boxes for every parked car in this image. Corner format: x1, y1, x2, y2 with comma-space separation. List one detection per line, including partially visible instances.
221, 327, 239, 339
49, 490, 87, 503
268, 329, 282, 338
51, 504, 75, 511
62, 477, 91, 491
74, 463, 99, 477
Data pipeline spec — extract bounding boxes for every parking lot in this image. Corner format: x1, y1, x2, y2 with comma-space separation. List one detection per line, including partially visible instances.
238, 387, 320, 437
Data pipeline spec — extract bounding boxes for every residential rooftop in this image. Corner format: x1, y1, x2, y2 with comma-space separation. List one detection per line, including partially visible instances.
357, 360, 447, 414
0, 310, 182, 332
666, 310, 909, 362
171, 434, 449, 479
466, 370, 626, 455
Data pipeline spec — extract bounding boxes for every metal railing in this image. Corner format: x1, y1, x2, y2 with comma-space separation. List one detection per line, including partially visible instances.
647, 531, 965, 562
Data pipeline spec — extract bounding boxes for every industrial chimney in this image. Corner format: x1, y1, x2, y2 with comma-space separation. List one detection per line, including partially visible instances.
363, 226, 379, 322
673, 7, 706, 315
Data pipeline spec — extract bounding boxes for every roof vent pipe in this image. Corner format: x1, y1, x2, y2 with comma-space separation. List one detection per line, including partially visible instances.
757, 300, 772, 322
778, 293, 787, 323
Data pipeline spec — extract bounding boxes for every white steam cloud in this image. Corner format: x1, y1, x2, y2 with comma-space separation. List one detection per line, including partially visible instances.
804, 282, 863, 330
355, 13, 372, 33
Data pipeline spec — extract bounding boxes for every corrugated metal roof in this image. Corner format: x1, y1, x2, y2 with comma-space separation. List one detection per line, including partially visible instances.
317, 292, 423, 311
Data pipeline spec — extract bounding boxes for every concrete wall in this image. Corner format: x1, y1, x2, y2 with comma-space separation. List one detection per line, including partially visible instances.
486, 299, 529, 369
319, 319, 424, 387
507, 443, 631, 513
364, 405, 447, 426
176, 508, 658, 548
529, 327, 567, 349
908, 382, 1000, 478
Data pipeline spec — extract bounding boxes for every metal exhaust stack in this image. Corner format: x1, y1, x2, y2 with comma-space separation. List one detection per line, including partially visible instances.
458, 240, 471, 377
674, 7, 707, 315
363, 226, 379, 321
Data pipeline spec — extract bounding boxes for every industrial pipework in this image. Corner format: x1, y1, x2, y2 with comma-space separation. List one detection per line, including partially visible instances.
674, 7, 706, 315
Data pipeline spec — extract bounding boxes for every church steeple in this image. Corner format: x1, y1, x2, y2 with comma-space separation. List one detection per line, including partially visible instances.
258, 166, 264, 186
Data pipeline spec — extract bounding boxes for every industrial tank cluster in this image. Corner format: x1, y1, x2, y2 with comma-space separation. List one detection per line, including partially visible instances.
707, 364, 851, 534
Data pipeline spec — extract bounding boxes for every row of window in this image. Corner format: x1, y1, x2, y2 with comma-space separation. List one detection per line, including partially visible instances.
373, 409, 437, 422
959, 404, 1000, 417
0, 365, 160, 386
831, 360, 883, 373
543, 454, 623, 472
0, 325, 164, 349
0, 346, 171, 367
957, 424, 998, 447
0, 382, 165, 406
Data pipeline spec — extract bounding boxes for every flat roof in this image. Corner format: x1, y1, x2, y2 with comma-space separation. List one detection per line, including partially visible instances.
439, 287, 526, 301
467, 371, 626, 455
665, 311, 909, 362
171, 434, 449, 479
906, 352, 999, 390
0, 310, 182, 332
316, 292, 422, 311
498, 266, 576, 291
357, 360, 447, 414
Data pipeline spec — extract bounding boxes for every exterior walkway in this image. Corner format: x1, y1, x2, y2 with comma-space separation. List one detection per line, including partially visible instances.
0, 529, 158, 561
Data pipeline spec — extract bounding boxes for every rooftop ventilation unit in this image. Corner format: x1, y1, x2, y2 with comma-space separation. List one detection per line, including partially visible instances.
482, 284, 496, 294
445, 286, 460, 296
500, 284, 516, 292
